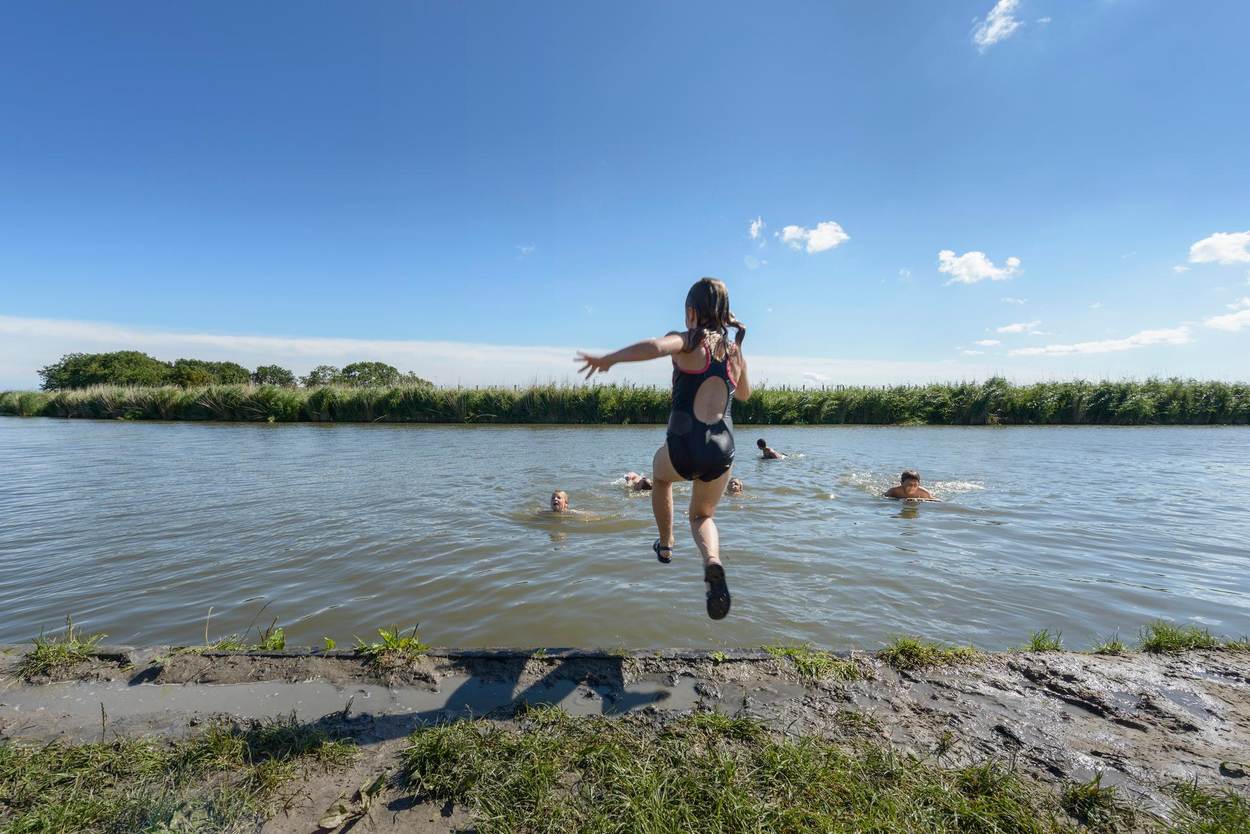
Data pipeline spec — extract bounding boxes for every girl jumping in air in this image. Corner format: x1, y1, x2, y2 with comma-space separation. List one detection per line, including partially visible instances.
576, 277, 751, 619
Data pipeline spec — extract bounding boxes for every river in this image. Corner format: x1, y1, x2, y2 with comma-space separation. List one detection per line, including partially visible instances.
1, 418, 1247, 650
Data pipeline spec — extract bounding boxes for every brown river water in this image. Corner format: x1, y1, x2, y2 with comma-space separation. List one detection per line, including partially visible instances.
1, 418, 1247, 650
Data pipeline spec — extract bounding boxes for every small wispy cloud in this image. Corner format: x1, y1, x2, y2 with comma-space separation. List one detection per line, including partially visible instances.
973, 0, 1024, 51
517, 244, 536, 258
778, 221, 850, 254
899, 268, 913, 282
1121, 251, 1137, 259
1036, 16, 1052, 24
1001, 296, 1028, 305
973, 339, 1001, 347
960, 349, 984, 356
1010, 326, 1192, 357
939, 249, 1021, 284
996, 320, 1041, 334
1173, 265, 1191, 273
1205, 297, 1250, 332
802, 371, 831, 383
743, 255, 768, 271
1090, 301, 1103, 310
1205, 310, 1250, 332
1189, 230, 1250, 265
748, 217, 764, 240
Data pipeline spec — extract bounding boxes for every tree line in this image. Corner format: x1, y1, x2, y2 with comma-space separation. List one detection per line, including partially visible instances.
36, 351, 431, 390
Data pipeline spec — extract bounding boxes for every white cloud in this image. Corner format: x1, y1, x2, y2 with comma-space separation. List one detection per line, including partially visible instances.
1173, 265, 1191, 273
973, 339, 1001, 347
899, 268, 912, 282
973, 0, 1024, 51
0, 314, 1010, 390
1205, 310, 1250, 332
1010, 327, 1192, 357
960, 349, 984, 356
802, 371, 831, 383
517, 244, 536, 257
938, 249, 1021, 284
1001, 296, 1028, 305
743, 255, 768, 271
1226, 297, 1250, 311
779, 221, 849, 254
1036, 16, 1052, 24
748, 217, 764, 240
1090, 301, 1103, 309
1189, 230, 1250, 265
996, 320, 1041, 334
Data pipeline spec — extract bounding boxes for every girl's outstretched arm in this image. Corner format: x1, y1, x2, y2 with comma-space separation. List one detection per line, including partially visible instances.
576, 333, 687, 379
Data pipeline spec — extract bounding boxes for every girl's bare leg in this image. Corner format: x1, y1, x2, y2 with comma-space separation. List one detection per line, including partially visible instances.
650, 444, 684, 551
689, 467, 732, 567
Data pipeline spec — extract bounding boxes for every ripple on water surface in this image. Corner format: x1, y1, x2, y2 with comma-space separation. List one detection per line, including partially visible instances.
0, 419, 1248, 650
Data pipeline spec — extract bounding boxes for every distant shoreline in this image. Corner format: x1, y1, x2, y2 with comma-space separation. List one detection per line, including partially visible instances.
3, 379, 1250, 425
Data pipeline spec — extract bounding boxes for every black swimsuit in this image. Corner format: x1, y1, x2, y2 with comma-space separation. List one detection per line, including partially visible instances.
666, 335, 736, 482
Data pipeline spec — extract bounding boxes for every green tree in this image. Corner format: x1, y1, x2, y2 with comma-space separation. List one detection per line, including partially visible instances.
169, 359, 252, 387
38, 351, 172, 390
251, 364, 297, 386
399, 371, 434, 386
339, 361, 402, 387
301, 365, 341, 387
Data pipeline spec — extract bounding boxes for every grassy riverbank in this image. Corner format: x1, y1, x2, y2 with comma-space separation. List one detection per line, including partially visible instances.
3, 377, 1249, 424
3, 709, 1245, 833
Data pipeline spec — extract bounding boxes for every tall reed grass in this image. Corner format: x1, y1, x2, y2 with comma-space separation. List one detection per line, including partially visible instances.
2, 378, 1248, 424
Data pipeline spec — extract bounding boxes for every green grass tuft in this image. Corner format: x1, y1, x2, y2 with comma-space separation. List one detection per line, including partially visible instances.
178, 618, 288, 655
16, 617, 106, 679
0, 715, 354, 834
1170, 781, 1250, 834
1091, 634, 1128, 655
1059, 774, 1136, 831
1139, 621, 1218, 653
1022, 629, 1064, 652
355, 625, 430, 668
1221, 636, 1249, 651
400, 712, 1077, 834
877, 637, 982, 671
763, 644, 865, 683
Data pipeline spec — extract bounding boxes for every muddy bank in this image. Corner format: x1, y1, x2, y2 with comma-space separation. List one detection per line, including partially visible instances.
2, 645, 1247, 828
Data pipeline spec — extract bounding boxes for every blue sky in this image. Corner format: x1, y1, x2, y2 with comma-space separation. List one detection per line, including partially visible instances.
2, 0, 1248, 388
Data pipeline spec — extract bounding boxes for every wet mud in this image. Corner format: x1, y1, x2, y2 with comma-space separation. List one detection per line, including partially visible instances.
2, 645, 1247, 828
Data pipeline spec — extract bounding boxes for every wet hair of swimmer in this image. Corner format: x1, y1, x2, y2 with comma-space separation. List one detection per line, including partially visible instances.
901, 470, 921, 485
550, 490, 569, 510
756, 438, 767, 449
728, 478, 743, 494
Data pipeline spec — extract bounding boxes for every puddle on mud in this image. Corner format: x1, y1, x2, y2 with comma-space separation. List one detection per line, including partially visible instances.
0, 671, 744, 739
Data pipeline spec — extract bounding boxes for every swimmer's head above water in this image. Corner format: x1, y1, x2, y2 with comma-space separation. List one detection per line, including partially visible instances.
884, 471, 935, 501
624, 472, 653, 492
550, 490, 569, 512
756, 438, 784, 459
727, 477, 744, 495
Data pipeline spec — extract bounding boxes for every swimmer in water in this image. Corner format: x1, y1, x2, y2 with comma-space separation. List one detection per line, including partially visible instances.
884, 470, 936, 501
576, 277, 751, 620
726, 477, 743, 496
757, 438, 785, 460
624, 472, 653, 492
549, 490, 570, 513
